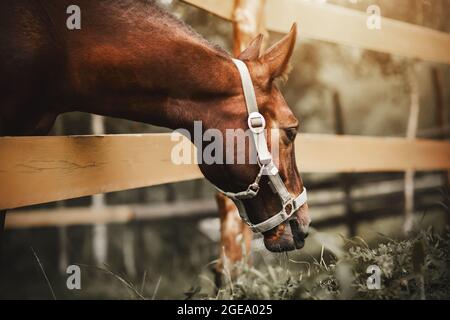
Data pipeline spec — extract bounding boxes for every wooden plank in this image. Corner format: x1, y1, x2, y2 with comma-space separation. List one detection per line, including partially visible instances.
232, 0, 268, 56
181, 0, 235, 20
0, 134, 202, 210
5, 200, 217, 229
431, 68, 450, 226
181, 0, 450, 65
223, 0, 264, 272
294, 134, 450, 173
1, 134, 449, 210
6, 175, 443, 229
90, 114, 108, 265
134, 199, 216, 220
5, 206, 134, 229
403, 69, 420, 234
332, 91, 356, 236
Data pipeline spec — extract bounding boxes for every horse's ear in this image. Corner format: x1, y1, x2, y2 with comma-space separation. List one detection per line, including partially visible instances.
261, 23, 297, 80
238, 34, 264, 61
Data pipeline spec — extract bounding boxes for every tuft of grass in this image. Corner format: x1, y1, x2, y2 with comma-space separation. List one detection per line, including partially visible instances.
194, 227, 450, 300
31, 247, 56, 300
78, 263, 146, 300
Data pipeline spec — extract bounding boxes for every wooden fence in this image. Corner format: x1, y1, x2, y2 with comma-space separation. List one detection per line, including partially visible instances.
1, 134, 448, 210
2, 0, 450, 228
183, 0, 450, 64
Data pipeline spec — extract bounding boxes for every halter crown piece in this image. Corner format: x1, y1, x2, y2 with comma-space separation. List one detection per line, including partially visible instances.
214, 58, 307, 234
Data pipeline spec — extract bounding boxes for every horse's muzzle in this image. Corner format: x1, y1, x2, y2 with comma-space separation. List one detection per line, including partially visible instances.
263, 204, 310, 252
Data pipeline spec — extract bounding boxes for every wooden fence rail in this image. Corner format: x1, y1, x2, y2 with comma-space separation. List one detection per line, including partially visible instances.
5, 199, 217, 229
182, 0, 450, 65
1, 134, 449, 210
5, 174, 442, 229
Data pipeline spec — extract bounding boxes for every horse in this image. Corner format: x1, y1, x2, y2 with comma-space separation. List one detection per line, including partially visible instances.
0, 0, 310, 260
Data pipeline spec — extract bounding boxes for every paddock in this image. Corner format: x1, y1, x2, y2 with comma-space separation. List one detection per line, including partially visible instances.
0, 0, 449, 300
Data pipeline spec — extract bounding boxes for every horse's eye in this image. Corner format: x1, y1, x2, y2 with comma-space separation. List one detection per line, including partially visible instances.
285, 127, 298, 142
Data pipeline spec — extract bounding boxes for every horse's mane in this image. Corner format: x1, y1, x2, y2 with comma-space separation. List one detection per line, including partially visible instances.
119, 0, 230, 57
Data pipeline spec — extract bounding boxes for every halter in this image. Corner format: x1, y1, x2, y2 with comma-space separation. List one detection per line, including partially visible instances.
214, 58, 307, 234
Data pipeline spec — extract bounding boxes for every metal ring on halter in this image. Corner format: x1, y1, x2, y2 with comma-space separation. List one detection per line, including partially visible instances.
280, 199, 294, 221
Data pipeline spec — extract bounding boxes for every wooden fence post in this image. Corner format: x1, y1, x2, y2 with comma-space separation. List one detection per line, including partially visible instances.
123, 226, 137, 278
214, 0, 268, 286
53, 119, 69, 275
431, 69, 446, 140
431, 68, 450, 224
332, 91, 356, 236
231, 0, 268, 247
0, 211, 5, 264
232, 0, 268, 57
404, 66, 420, 234
91, 115, 108, 265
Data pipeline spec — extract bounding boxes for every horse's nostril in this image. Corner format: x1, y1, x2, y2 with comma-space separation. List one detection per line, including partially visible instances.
289, 219, 306, 246
303, 232, 309, 239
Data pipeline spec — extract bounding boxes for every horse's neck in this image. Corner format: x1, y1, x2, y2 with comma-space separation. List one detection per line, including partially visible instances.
68, 1, 241, 131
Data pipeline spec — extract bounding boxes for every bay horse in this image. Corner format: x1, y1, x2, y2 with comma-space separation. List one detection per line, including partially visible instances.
0, 0, 310, 259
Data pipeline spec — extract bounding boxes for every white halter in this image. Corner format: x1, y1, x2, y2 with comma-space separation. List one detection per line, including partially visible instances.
214, 59, 307, 234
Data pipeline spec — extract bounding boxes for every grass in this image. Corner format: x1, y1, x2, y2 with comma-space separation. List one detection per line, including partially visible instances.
27, 224, 450, 300
190, 226, 450, 300
21, 194, 450, 300
189, 191, 450, 300
62, 216, 450, 300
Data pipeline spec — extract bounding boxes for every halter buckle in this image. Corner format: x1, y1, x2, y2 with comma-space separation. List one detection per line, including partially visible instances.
250, 182, 259, 190
248, 112, 266, 134
248, 182, 260, 194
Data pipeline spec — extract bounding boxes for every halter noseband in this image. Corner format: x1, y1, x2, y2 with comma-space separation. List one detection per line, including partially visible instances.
214, 58, 307, 234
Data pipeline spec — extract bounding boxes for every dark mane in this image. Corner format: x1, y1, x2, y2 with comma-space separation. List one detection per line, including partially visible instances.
118, 0, 230, 57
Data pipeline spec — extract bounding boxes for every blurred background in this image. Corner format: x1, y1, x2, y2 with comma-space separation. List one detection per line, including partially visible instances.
0, 0, 449, 299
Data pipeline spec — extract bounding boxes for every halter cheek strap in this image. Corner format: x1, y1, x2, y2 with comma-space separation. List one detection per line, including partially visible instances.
214, 58, 307, 234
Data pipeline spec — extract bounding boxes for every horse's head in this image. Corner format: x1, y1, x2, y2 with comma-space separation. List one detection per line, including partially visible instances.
198, 24, 310, 252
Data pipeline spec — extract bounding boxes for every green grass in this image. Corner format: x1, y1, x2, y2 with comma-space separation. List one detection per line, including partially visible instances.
23, 224, 448, 300
9, 205, 448, 300
191, 227, 450, 300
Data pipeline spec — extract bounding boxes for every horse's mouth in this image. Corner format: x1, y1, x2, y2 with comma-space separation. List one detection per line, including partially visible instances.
262, 205, 310, 253
263, 223, 308, 252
